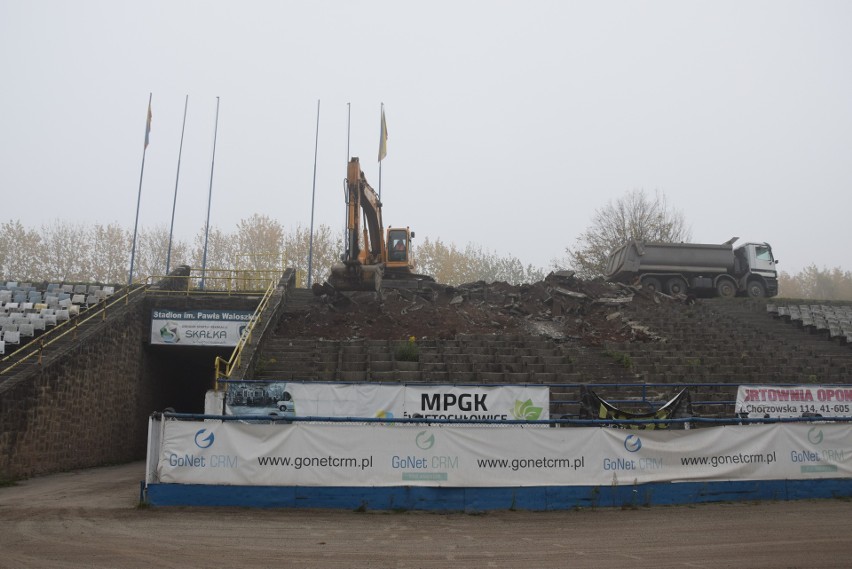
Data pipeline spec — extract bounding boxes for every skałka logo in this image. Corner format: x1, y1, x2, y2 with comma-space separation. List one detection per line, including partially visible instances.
511, 399, 543, 420
195, 428, 215, 449
416, 431, 435, 450
624, 434, 642, 452
159, 321, 180, 343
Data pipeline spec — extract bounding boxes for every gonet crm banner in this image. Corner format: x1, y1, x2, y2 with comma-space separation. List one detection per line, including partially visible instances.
151, 309, 252, 346
155, 421, 852, 487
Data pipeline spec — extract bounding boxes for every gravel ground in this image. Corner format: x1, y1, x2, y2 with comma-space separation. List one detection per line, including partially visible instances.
2, 462, 852, 569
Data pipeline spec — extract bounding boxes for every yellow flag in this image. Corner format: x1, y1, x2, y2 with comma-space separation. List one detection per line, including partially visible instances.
144, 101, 152, 149
378, 107, 388, 162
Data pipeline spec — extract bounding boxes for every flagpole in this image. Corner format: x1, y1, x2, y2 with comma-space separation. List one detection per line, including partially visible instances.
307, 99, 320, 288
201, 96, 220, 291
344, 102, 351, 255
378, 102, 383, 199
127, 92, 152, 287
346, 102, 351, 162
166, 94, 189, 275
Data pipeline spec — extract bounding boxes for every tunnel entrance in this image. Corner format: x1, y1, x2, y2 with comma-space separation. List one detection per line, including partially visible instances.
145, 345, 231, 414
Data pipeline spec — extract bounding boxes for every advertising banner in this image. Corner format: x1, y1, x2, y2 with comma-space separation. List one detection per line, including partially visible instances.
151, 310, 252, 346
154, 420, 852, 487
736, 385, 852, 418
224, 382, 550, 420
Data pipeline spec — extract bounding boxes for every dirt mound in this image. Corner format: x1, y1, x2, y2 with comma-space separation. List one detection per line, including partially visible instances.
280, 272, 671, 346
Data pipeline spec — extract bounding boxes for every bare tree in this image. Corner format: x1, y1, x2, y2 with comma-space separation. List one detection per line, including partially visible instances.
88, 223, 132, 284
283, 224, 339, 287
191, 226, 238, 289
779, 265, 852, 301
235, 214, 284, 274
416, 238, 545, 286
41, 221, 88, 282
563, 189, 691, 278
0, 220, 43, 281
134, 225, 191, 281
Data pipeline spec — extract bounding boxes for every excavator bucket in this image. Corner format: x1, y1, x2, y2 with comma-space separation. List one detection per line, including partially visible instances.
327, 262, 383, 292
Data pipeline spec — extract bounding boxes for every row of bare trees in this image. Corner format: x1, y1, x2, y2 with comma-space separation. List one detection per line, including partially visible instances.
0, 216, 544, 288
3, 197, 849, 297
778, 266, 852, 301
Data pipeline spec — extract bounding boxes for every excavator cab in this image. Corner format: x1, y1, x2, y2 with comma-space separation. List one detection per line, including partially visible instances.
387, 228, 412, 265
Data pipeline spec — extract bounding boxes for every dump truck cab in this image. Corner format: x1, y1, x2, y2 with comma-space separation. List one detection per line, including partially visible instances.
734, 242, 779, 297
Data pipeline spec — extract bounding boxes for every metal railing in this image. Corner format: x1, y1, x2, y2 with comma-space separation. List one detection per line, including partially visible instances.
146, 266, 282, 295
213, 277, 279, 388
0, 284, 148, 376
157, 411, 852, 427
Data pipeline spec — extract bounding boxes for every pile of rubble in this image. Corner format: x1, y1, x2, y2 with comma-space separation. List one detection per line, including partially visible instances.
280, 272, 669, 346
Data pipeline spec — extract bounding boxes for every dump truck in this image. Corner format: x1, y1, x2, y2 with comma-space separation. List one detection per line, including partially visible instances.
604, 237, 778, 298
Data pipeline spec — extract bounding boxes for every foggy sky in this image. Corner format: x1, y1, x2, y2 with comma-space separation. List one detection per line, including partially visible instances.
1, 1, 850, 276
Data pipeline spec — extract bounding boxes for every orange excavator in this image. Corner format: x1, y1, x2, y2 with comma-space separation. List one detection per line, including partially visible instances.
323, 157, 433, 293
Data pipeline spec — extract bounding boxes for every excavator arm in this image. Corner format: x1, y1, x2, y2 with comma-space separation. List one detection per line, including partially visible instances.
345, 158, 386, 265
330, 158, 385, 291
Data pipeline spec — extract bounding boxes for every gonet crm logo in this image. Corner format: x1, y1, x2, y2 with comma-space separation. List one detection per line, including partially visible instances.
624, 434, 642, 453
808, 427, 824, 445
416, 431, 435, 450
195, 428, 215, 449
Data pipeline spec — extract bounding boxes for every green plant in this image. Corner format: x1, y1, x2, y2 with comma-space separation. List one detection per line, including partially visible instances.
605, 350, 633, 369
590, 486, 600, 511
395, 336, 420, 362
254, 357, 277, 375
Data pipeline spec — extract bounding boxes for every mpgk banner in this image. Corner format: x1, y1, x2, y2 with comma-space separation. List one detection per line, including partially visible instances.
225, 382, 549, 421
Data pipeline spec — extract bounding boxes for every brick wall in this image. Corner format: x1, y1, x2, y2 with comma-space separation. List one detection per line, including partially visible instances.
0, 296, 151, 480
0, 291, 263, 481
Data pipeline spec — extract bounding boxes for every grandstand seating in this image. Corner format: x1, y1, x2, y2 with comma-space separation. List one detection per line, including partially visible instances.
771, 303, 852, 346
0, 280, 118, 358
246, 292, 852, 420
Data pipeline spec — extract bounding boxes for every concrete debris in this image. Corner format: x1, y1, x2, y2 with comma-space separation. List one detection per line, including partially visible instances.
400, 303, 423, 315
550, 286, 588, 300
289, 274, 670, 347
593, 296, 634, 305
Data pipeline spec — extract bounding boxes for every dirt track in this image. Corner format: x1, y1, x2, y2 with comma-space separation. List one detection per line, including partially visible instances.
2, 463, 852, 568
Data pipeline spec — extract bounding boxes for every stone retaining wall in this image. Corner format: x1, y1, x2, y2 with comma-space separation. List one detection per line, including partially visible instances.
0, 290, 265, 481
0, 296, 151, 480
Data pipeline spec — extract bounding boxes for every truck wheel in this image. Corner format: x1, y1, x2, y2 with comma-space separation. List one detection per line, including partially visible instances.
641, 277, 662, 293
715, 280, 736, 298
747, 281, 766, 298
665, 277, 687, 296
